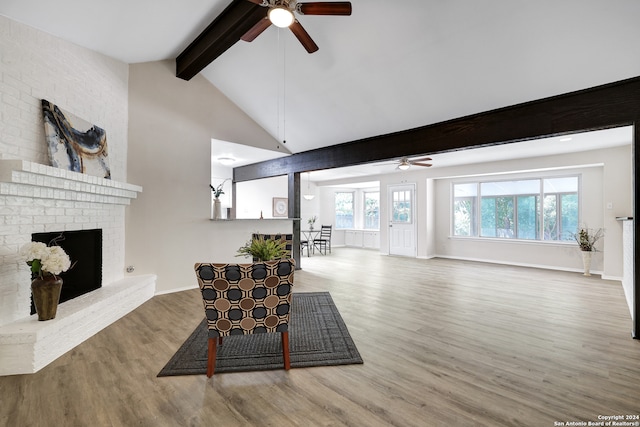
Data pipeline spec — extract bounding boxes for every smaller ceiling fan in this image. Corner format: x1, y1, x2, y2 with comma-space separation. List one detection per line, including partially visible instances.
392, 156, 433, 170
242, 0, 352, 53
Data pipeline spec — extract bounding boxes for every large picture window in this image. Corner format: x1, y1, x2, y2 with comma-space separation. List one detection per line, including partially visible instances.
335, 192, 354, 229
453, 176, 579, 241
364, 191, 380, 229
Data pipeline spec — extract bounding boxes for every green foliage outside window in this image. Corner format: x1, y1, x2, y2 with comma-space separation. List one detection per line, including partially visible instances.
364, 192, 379, 229
335, 192, 354, 229
453, 176, 579, 242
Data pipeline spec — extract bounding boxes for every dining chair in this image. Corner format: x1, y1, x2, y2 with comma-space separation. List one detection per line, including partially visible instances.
300, 239, 310, 256
313, 225, 332, 255
194, 259, 295, 377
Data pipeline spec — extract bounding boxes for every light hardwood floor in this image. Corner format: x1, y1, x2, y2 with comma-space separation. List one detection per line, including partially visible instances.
2, 248, 639, 426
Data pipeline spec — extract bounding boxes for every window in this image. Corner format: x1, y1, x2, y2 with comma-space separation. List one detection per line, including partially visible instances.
335, 192, 354, 229
364, 191, 380, 229
453, 176, 579, 242
542, 177, 579, 241
453, 183, 476, 236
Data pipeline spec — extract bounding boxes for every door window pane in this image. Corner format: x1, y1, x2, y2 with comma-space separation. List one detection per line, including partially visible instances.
392, 190, 412, 223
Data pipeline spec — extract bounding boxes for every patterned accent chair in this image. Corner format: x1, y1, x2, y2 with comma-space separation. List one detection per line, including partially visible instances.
194, 259, 295, 377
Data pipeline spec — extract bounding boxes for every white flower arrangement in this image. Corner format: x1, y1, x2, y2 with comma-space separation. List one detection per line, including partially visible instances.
20, 241, 72, 279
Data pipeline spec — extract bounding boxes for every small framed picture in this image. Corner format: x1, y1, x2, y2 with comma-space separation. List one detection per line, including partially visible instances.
272, 197, 288, 217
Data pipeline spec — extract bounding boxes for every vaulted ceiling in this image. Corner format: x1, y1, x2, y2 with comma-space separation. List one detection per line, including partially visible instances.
2, 0, 639, 159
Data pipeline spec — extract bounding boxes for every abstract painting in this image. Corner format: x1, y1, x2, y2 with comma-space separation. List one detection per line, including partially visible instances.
41, 99, 111, 179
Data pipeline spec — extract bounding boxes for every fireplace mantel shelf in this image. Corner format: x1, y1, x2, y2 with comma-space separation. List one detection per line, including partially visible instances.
0, 159, 142, 205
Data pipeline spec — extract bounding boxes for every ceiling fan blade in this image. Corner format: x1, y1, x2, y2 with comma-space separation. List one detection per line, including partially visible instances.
241, 17, 272, 42
289, 21, 319, 53
298, 2, 352, 15
411, 156, 433, 162
245, 0, 265, 4
412, 162, 433, 167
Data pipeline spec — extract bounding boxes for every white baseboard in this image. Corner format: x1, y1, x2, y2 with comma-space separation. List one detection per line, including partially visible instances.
433, 254, 612, 278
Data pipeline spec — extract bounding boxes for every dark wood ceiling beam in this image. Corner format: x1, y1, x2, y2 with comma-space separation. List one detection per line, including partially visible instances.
233, 76, 640, 182
176, 0, 266, 81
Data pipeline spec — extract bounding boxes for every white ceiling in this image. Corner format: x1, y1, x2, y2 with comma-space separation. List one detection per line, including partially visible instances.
1, 0, 639, 176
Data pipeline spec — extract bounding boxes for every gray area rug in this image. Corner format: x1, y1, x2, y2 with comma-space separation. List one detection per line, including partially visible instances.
158, 292, 363, 376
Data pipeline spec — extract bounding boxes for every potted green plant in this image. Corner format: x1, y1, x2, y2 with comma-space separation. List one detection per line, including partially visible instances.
573, 226, 604, 276
237, 235, 288, 262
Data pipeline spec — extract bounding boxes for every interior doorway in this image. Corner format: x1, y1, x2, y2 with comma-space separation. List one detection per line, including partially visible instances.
388, 183, 417, 257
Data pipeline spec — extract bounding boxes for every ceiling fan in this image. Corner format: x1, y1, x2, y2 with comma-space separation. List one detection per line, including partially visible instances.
242, 0, 352, 53
392, 156, 433, 170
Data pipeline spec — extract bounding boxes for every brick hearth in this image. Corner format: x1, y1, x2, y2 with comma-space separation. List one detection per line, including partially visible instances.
0, 160, 155, 375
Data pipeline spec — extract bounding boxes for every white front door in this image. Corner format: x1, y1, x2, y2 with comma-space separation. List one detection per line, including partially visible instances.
388, 184, 416, 257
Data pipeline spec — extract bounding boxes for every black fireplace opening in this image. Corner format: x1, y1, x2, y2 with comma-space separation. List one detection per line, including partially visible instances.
30, 229, 102, 315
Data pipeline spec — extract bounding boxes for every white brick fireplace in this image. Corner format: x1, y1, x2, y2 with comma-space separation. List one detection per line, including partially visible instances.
0, 160, 156, 375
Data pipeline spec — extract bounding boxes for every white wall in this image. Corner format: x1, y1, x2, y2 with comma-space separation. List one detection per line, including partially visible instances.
126, 60, 288, 293
0, 16, 129, 180
433, 146, 630, 278
0, 16, 130, 325
316, 145, 632, 279
300, 179, 320, 227
434, 166, 605, 272
235, 176, 287, 219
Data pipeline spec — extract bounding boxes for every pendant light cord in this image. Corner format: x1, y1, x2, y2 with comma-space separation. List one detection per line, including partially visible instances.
282, 33, 286, 144
276, 29, 287, 145
276, 29, 281, 144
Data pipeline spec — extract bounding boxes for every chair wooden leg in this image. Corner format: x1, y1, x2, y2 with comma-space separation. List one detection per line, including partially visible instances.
207, 337, 217, 377
281, 331, 291, 370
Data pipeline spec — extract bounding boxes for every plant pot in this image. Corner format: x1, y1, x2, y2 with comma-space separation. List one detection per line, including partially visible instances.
31, 276, 63, 321
213, 198, 222, 220
581, 250, 593, 276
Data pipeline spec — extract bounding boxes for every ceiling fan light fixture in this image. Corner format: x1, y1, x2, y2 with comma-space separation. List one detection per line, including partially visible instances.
398, 161, 411, 170
217, 157, 236, 166
303, 194, 315, 200
269, 7, 295, 28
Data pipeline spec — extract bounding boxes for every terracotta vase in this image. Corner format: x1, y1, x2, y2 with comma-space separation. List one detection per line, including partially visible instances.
31, 276, 63, 321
